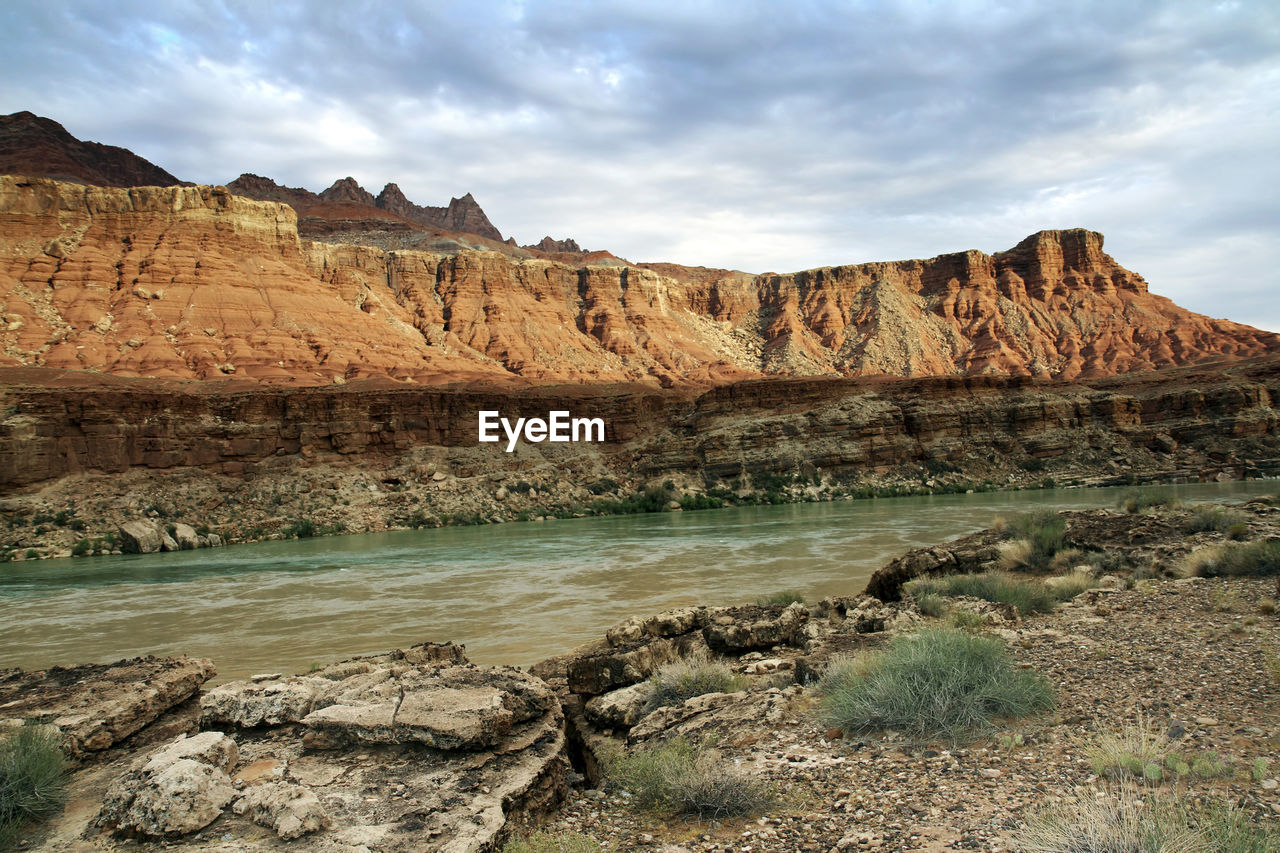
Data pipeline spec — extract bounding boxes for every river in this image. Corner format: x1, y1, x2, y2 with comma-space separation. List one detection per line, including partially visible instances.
1, 480, 1273, 681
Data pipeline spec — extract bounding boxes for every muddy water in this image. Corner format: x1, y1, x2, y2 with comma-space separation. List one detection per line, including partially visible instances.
1, 480, 1273, 681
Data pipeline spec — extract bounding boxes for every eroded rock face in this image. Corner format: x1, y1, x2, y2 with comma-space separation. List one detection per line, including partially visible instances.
231, 781, 329, 840
0, 655, 214, 755
184, 644, 568, 852
2, 173, 1275, 391
96, 732, 239, 837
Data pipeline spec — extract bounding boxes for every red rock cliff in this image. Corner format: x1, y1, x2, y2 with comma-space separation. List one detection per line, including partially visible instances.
1, 176, 1275, 387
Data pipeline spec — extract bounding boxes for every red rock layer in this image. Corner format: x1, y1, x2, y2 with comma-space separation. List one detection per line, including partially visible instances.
0, 176, 1275, 387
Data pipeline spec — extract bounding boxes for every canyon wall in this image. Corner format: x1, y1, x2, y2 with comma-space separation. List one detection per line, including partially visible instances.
3, 358, 1277, 493
2, 176, 1276, 389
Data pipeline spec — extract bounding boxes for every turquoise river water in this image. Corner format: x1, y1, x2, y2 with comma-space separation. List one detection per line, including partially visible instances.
1, 480, 1274, 681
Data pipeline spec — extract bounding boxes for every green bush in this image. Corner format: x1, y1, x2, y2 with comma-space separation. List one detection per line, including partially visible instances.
284, 518, 318, 538
0, 723, 68, 847
1119, 489, 1181, 514
602, 738, 775, 819
819, 628, 1053, 742
755, 590, 804, 606
905, 573, 1067, 615
644, 654, 746, 713
1184, 504, 1250, 534
1183, 540, 1280, 577
1001, 510, 1066, 569
502, 831, 609, 853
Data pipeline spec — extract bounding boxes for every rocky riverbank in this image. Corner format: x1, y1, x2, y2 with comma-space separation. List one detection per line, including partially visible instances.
4, 498, 1279, 851
3, 356, 1279, 561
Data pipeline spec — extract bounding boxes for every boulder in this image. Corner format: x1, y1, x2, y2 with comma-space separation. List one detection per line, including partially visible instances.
584, 681, 653, 729
232, 781, 329, 839
702, 602, 808, 652
201, 676, 325, 728
172, 522, 199, 550
96, 732, 238, 837
117, 519, 161, 554
159, 530, 179, 551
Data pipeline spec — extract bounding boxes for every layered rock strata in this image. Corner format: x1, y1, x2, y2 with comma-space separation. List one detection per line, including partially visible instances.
2, 176, 1275, 388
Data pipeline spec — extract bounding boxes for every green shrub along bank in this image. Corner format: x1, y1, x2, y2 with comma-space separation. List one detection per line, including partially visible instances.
643, 654, 747, 714
1182, 540, 1280, 577
819, 628, 1054, 742
905, 572, 1092, 616
601, 738, 776, 820
0, 723, 68, 849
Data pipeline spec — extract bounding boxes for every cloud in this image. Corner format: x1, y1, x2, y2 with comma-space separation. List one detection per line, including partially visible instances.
1, 0, 1277, 328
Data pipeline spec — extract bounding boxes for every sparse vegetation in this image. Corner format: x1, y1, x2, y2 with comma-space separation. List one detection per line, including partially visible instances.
0, 723, 68, 848
999, 510, 1067, 570
905, 572, 1090, 616
818, 628, 1053, 742
1119, 489, 1181, 514
1184, 504, 1250, 534
501, 831, 609, 853
1181, 540, 1280, 577
1015, 785, 1280, 853
755, 589, 804, 606
643, 653, 746, 713
1088, 718, 1233, 784
601, 738, 776, 819
283, 518, 318, 538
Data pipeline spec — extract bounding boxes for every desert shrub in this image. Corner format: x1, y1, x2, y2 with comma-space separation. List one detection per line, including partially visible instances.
950, 610, 990, 630
70, 539, 91, 557
644, 653, 746, 713
586, 478, 619, 496
1015, 785, 1279, 853
819, 628, 1053, 741
1047, 548, 1085, 572
1184, 504, 1250, 534
1181, 540, 1280, 577
1000, 510, 1067, 570
755, 590, 804, 606
1088, 716, 1171, 780
0, 723, 68, 847
1088, 719, 1234, 785
1119, 489, 1181, 514
1227, 523, 1250, 541
905, 573, 1068, 615
602, 738, 775, 819
284, 518, 318, 538
914, 592, 948, 618
502, 831, 609, 853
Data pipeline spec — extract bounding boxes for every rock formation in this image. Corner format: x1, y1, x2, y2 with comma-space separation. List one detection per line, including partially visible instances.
82, 643, 568, 851
1, 176, 1275, 390
0, 656, 215, 755
0, 111, 182, 189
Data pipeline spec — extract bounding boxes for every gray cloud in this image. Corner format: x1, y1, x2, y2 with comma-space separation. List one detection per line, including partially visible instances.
2, 0, 1278, 329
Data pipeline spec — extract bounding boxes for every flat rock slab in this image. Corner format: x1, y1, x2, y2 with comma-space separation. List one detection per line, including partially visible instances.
0, 655, 215, 755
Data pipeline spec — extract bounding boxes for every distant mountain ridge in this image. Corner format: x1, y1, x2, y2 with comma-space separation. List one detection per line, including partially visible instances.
0, 111, 512, 247
0, 111, 182, 189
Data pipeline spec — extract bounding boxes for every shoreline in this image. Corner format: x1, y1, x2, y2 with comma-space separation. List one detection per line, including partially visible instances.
5, 497, 1280, 851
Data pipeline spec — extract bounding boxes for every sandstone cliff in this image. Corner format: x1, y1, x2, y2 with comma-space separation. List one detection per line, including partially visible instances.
1, 176, 1276, 388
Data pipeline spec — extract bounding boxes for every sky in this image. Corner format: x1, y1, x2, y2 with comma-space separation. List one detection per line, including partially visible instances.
2, 0, 1278, 331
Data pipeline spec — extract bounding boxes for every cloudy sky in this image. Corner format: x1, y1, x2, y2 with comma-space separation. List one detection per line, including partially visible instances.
3, 1, 1278, 330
